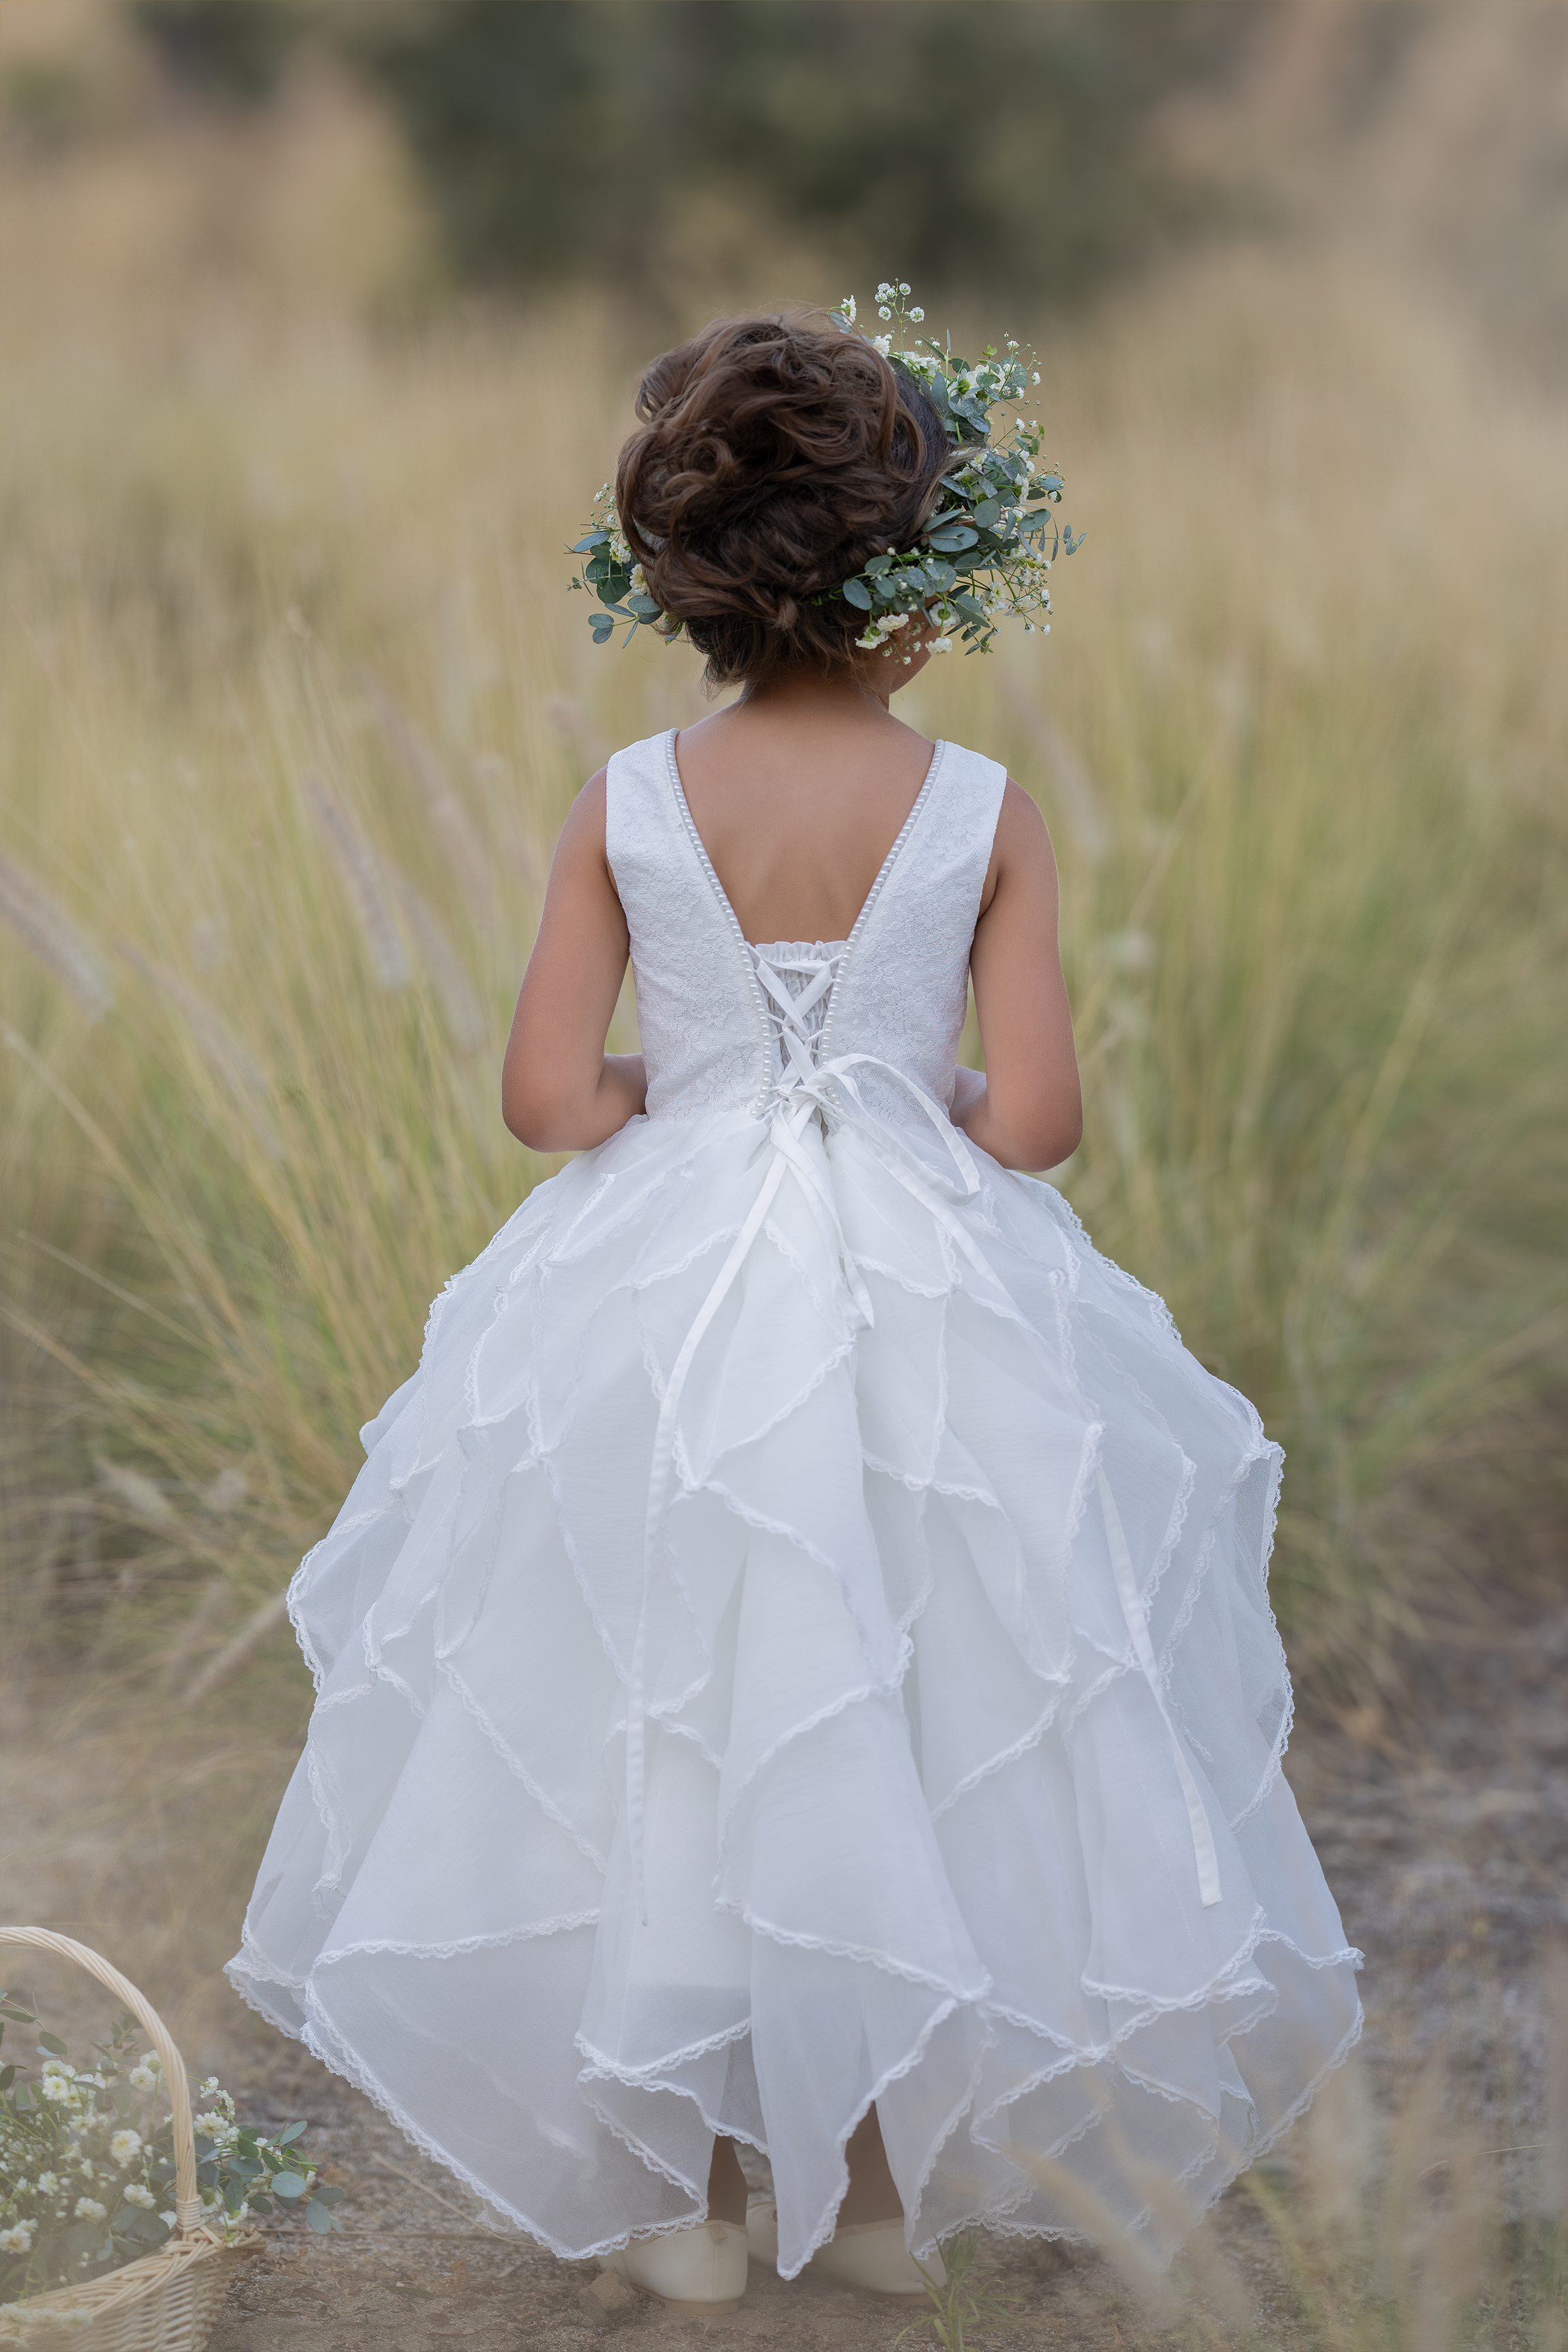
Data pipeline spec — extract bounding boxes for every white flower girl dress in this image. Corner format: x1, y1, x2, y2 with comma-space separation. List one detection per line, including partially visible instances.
228, 731, 1361, 2276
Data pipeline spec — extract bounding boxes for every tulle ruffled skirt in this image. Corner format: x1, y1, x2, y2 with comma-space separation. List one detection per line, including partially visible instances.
227, 1106, 1361, 2274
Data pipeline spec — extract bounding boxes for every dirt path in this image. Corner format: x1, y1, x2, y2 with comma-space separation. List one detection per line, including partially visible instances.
5, 1588, 1566, 2350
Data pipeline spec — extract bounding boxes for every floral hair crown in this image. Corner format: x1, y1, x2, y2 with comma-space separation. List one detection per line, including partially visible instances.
569, 281, 1081, 659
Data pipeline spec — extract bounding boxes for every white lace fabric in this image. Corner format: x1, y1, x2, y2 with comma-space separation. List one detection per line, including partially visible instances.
228, 727, 1363, 2280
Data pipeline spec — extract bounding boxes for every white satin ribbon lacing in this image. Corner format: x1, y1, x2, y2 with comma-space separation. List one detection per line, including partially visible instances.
627, 946, 984, 1919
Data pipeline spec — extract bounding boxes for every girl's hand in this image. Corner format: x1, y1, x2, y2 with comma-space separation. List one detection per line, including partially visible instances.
953, 781, 1082, 1173
501, 773, 647, 1151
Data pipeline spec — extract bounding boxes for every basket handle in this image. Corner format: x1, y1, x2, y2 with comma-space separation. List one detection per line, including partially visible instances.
0, 1927, 203, 2234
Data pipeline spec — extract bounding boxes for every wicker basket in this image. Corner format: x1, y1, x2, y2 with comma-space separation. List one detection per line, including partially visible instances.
0, 1928, 261, 2350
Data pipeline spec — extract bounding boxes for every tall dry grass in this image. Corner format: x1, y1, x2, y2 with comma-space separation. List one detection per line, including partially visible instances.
0, 83, 1564, 1733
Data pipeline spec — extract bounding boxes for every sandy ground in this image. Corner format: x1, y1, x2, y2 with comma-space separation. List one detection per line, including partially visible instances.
4, 1582, 1565, 2351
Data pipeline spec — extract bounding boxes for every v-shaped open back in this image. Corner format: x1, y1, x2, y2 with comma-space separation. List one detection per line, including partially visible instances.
667, 733, 944, 954
607, 729, 1001, 1129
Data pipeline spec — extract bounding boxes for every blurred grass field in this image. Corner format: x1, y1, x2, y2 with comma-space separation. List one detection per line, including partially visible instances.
1, 72, 1564, 1738
1, 38, 1567, 2352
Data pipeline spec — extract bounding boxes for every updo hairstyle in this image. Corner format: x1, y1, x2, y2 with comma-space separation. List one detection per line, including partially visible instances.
615, 313, 958, 689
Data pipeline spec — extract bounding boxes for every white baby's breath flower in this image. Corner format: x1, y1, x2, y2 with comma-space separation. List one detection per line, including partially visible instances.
872, 335, 892, 356
841, 295, 856, 322
0, 2221, 37, 2254
74, 2197, 106, 2222
128, 2063, 158, 2093
909, 307, 924, 322
41, 2075, 71, 2102
928, 636, 952, 652
159, 2211, 177, 2229
877, 305, 892, 320
122, 2183, 156, 2210
35, 2172, 59, 2196
109, 2130, 142, 2166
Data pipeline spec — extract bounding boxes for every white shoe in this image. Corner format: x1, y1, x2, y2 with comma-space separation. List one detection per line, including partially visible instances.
747, 2196, 945, 2297
601, 2218, 749, 2312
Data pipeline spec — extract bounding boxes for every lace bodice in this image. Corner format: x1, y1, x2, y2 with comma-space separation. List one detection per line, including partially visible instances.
605, 731, 1006, 1134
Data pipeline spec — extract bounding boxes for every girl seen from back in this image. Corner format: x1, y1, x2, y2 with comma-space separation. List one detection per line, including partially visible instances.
230, 302, 1361, 2317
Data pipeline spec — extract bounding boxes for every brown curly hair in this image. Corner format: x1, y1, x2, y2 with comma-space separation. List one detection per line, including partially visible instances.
614, 312, 959, 690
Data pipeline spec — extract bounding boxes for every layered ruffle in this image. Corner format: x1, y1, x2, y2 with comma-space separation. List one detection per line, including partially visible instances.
228, 1107, 1361, 2273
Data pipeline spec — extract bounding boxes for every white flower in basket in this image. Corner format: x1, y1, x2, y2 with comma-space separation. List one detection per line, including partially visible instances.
0, 1929, 344, 2351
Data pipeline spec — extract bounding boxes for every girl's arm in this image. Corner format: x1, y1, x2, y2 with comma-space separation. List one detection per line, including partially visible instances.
501, 772, 647, 1151
954, 779, 1083, 1172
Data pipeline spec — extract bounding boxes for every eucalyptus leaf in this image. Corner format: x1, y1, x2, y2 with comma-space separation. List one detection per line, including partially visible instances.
0, 2005, 37, 2025
589, 615, 616, 642
270, 2171, 307, 2201
841, 577, 873, 610
971, 499, 1001, 529
570, 531, 611, 552
114, 2209, 168, 2245
0, 2065, 14, 2092
305, 2199, 334, 2233
926, 528, 978, 554
864, 554, 894, 577
625, 593, 662, 620
277, 2122, 308, 2145
36, 2031, 68, 2056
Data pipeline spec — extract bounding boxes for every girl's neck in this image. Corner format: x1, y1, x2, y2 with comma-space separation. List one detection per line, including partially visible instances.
735, 663, 895, 720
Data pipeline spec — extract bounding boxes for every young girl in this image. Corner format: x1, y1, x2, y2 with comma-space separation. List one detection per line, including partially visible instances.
230, 309, 1361, 2315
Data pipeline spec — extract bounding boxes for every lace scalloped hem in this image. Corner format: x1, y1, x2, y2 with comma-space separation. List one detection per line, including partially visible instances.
224, 1913, 1365, 2274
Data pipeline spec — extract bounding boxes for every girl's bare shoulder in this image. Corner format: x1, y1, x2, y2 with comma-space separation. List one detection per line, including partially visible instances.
979, 777, 1059, 915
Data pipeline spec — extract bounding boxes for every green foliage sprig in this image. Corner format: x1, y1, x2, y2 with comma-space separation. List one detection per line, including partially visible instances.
894, 2229, 1027, 2350
0, 1989, 343, 2308
569, 487, 678, 649
567, 281, 1079, 658
833, 282, 1081, 658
